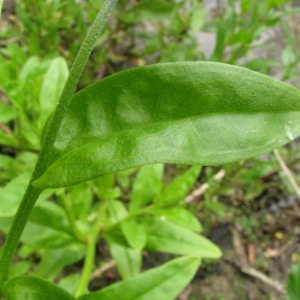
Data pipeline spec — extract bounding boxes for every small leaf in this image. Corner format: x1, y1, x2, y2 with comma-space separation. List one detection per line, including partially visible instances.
58, 274, 80, 296
39, 57, 69, 127
20, 201, 78, 248
0, 103, 18, 123
106, 200, 128, 225
151, 207, 202, 232
142, 216, 221, 258
37, 244, 85, 281
108, 242, 142, 279
0, 276, 75, 300
78, 256, 200, 300
0, 173, 31, 217
33, 62, 300, 188
9, 262, 31, 279
155, 165, 201, 207
130, 164, 163, 213
0, 131, 18, 147
29, 201, 73, 236
121, 218, 147, 250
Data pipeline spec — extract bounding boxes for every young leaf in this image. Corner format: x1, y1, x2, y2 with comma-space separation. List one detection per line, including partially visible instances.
141, 216, 221, 258
78, 256, 200, 300
36, 244, 85, 281
0, 173, 31, 217
155, 165, 201, 207
32, 62, 300, 188
121, 218, 147, 250
0, 275, 75, 300
108, 242, 142, 279
39, 57, 69, 128
130, 164, 163, 213
0, 103, 18, 122
151, 206, 202, 232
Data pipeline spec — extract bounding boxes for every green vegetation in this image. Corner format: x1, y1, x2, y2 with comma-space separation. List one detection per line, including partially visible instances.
0, 0, 300, 299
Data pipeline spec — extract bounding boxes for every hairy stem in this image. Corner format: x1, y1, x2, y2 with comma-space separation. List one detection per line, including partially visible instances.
34, 0, 119, 181
0, 185, 42, 283
0, 0, 3, 21
0, 0, 118, 285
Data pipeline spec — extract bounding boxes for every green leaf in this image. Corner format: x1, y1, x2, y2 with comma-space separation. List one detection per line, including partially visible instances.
93, 174, 121, 200
20, 221, 77, 249
29, 201, 73, 236
78, 256, 200, 300
0, 275, 75, 300
39, 57, 69, 128
58, 274, 80, 296
36, 244, 85, 281
33, 62, 300, 189
106, 199, 128, 225
0, 103, 18, 122
130, 164, 163, 213
20, 201, 78, 248
0, 131, 18, 147
9, 262, 31, 279
287, 259, 300, 300
151, 207, 202, 232
0, 173, 31, 217
121, 218, 147, 250
65, 182, 93, 221
142, 216, 221, 258
121, 0, 176, 23
155, 165, 201, 207
108, 242, 142, 279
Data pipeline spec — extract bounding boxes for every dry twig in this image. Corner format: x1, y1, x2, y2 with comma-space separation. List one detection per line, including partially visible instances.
90, 260, 116, 280
273, 149, 300, 216
232, 227, 285, 293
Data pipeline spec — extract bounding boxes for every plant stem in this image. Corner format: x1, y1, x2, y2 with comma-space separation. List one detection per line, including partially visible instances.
0, 0, 119, 285
34, 0, 119, 180
0, 0, 3, 21
75, 201, 106, 297
0, 185, 42, 284
60, 191, 88, 244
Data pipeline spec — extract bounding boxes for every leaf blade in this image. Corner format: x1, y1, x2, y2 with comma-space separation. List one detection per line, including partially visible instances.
33, 62, 300, 188
78, 256, 200, 300
0, 276, 75, 300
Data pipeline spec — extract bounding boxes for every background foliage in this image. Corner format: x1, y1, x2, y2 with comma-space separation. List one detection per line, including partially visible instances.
1, 0, 300, 299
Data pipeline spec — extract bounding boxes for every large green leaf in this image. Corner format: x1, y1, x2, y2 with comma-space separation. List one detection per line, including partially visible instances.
78, 256, 200, 300
33, 62, 300, 188
0, 276, 75, 300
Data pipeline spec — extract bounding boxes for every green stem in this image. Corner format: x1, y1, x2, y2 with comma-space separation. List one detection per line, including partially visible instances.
0, 0, 119, 285
75, 201, 106, 297
60, 191, 88, 244
0, 185, 43, 284
35, 0, 119, 180
0, 0, 3, 21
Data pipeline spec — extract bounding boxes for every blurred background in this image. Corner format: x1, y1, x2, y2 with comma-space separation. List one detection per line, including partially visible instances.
1, 1, 300, 299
